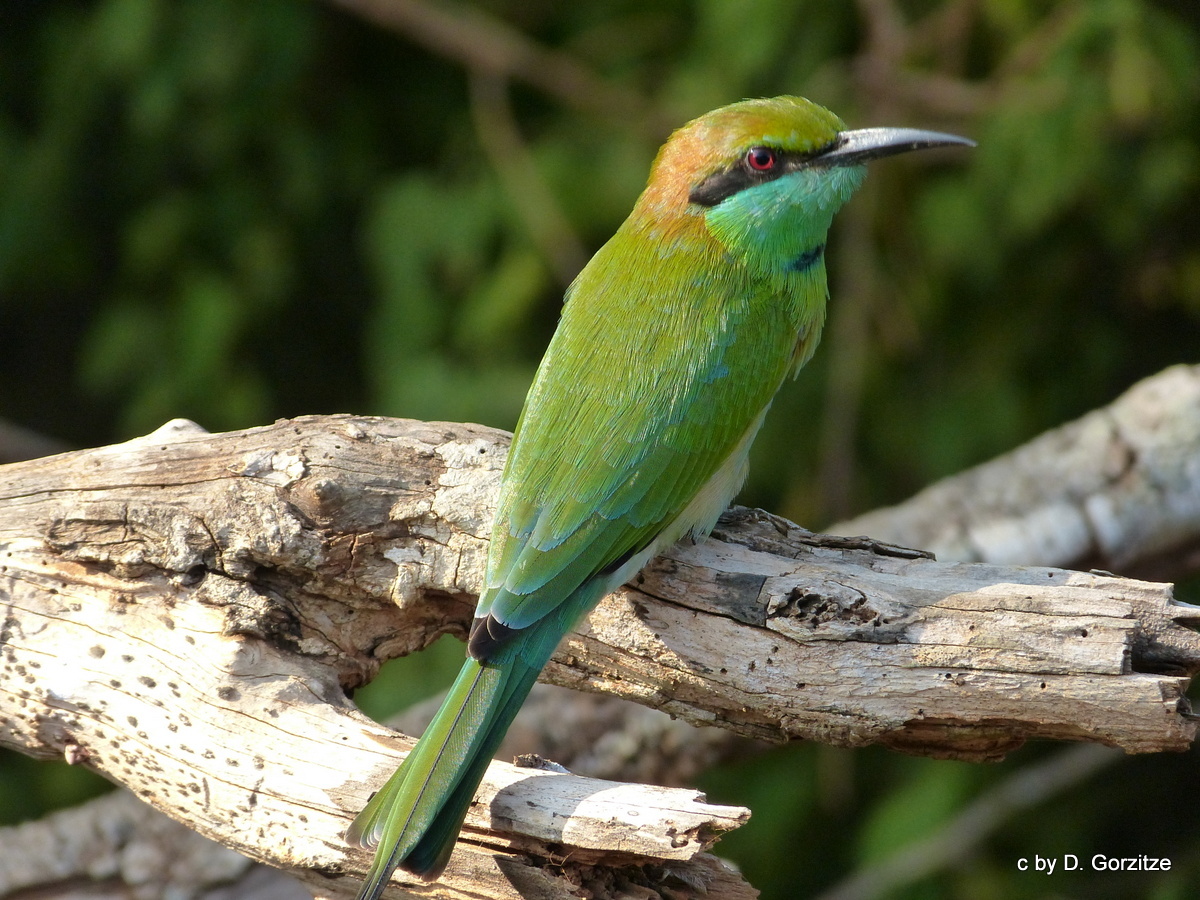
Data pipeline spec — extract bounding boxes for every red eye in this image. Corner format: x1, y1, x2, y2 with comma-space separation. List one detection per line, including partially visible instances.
745, 147, 777, 171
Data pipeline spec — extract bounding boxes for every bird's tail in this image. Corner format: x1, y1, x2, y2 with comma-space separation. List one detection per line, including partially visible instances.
345, 650, 541, 899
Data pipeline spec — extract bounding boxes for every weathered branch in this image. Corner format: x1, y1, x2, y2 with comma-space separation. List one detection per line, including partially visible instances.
0, 418, 752, 899
1, 398, 1198, 895
0, 789, 309, 900
835, 364, 1200, 582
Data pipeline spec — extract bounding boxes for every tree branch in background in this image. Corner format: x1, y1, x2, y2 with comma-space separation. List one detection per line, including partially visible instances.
327, 0, 669, 136
834, 364, 1200, 584
0, 417, 69, 464
393, 681, 755, 790
467, 72, 589, 286
853, 0, 993, 116
0, 791, 310, 900
814, 744, 1123, 900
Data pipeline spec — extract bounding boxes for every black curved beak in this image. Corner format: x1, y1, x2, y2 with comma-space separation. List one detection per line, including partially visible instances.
818, 127, 975, 166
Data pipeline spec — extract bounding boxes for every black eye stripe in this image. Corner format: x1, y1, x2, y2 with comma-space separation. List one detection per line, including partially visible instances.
688, 145, 827, 207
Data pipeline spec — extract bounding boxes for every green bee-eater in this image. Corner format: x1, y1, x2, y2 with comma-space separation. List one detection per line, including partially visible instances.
347, 95, 971, 896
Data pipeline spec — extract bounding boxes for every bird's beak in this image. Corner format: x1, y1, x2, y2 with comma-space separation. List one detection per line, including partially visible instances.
816, 127, 975, 166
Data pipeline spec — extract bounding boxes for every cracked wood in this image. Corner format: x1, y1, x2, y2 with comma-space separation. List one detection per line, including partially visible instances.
2, 412, 1199, 897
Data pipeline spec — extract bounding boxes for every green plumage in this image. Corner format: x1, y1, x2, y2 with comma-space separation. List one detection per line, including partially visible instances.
485, 214, 831, 619
347, 96, 971, 897
346, 582, 601, 890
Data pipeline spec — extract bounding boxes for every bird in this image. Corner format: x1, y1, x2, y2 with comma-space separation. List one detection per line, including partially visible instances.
345, 95, 972, 897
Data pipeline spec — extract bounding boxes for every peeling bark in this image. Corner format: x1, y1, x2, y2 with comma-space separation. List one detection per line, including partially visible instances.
1, 404, 1198, 898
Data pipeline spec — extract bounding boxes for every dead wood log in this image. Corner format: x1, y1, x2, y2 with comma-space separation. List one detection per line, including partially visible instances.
2, 412, 1198, 897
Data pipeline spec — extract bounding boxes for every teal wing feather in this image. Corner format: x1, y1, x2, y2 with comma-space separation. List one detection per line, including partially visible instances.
476, 222, 824, 635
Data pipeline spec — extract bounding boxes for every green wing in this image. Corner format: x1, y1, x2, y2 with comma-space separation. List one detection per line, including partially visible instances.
474, 223, 824, 638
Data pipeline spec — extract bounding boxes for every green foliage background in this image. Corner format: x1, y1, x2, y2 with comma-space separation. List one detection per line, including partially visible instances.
2, 1, 1199, 898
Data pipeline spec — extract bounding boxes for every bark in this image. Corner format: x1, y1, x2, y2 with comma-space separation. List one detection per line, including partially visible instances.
0, 790, 309, 900
834, 364, 1200, 582
1, 396, 1198, 897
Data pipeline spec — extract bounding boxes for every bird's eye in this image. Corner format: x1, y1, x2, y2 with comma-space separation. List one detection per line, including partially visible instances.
745, 147, 777, 171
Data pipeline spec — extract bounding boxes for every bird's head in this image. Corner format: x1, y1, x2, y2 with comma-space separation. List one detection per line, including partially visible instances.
635, 95, 972, 275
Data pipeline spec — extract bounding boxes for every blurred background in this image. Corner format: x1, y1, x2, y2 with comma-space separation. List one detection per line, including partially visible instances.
1, 1, 1198, 898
